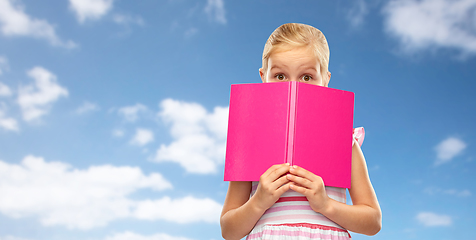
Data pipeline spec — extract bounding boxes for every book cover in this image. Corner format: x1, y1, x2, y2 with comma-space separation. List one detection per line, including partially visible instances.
224, 81, 354, 188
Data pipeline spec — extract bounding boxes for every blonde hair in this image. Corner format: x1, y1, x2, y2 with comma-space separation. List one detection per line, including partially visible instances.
262, 23, 330, 76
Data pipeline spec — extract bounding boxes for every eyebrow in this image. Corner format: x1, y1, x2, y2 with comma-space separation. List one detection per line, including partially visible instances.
298, 65, 318, 72
269, 65, 287, 71
269, 63, 318, 72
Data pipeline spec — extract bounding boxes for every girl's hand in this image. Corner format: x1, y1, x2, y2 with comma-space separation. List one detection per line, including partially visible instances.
287, 165, 330, 214
252, 163, 292, 212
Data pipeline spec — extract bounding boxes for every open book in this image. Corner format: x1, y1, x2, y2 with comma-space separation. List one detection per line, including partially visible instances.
224, 81, 354, 188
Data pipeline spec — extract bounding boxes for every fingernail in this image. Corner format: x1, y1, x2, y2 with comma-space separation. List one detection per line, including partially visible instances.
293, 165, 297, 169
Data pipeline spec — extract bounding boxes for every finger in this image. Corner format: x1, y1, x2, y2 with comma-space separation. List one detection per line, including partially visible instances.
267, 163, 291, 181
289, 165, 311, 177
271, 174, 291, 189
289, 183, 308, 196
275, 182, 292, 196
289, 165, 322, 182
261, 164, 280, 178
262, 163, 290, 180
287, 174, 312, 189
260, 165, 282, 183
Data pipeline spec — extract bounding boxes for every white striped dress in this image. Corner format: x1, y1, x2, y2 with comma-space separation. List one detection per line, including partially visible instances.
245, 127, 365, 240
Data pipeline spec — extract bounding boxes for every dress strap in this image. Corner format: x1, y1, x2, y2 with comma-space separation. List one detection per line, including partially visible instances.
352, 127, 365, 147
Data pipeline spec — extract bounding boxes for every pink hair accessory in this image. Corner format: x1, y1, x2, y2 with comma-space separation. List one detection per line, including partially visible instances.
352, 127, 365, 147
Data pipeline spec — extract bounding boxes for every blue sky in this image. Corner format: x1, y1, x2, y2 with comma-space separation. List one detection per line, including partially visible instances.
0, 0, 475, 239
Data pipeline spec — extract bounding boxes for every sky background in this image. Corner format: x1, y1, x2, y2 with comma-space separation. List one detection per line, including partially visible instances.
0, 0, 475, 240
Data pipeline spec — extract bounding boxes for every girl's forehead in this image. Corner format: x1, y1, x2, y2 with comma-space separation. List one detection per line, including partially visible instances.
272, 45, 314, 55
269, 47, 320, 65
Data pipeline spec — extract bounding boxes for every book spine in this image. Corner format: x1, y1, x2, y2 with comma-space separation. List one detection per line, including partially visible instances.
286, 82, 298, 165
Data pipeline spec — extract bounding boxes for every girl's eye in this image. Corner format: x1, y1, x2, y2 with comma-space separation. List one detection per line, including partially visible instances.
301, 75, 312, 81
276, 74, 285, 81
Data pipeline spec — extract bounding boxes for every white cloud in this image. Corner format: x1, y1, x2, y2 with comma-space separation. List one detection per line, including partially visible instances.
0, 155, 172, 229
383, 0, 476, 56
424, 187, 471, 197
0, 81, 12, 97
0, 113, 18, 131
17, 66, 68, 122
347, 0, 368, 28
0, 102, 19, 131
105, 231, 193, 240
112, 14, 144, 26
74, 101, 99, 115
0, 0, 76, 48
434, 137, 466, 165
446, 189, 471, 197
130, 128, 154, 146
69, 0, 114, 23
0, 236, 33, 240
184, 27, 199, 38
112, 129, 124, 138
416, 212, 452, 226
0, 56, 9, 75
154, 99, 229, 174
133, 196, 222, 224
204, 0, 227, 25
118, 103, 148, 122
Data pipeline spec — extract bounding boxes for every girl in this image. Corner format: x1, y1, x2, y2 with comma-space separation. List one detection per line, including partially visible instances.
220, 23, 381, 240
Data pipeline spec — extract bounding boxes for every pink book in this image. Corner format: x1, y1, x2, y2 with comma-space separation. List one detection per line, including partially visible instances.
224, 81, 354, 188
